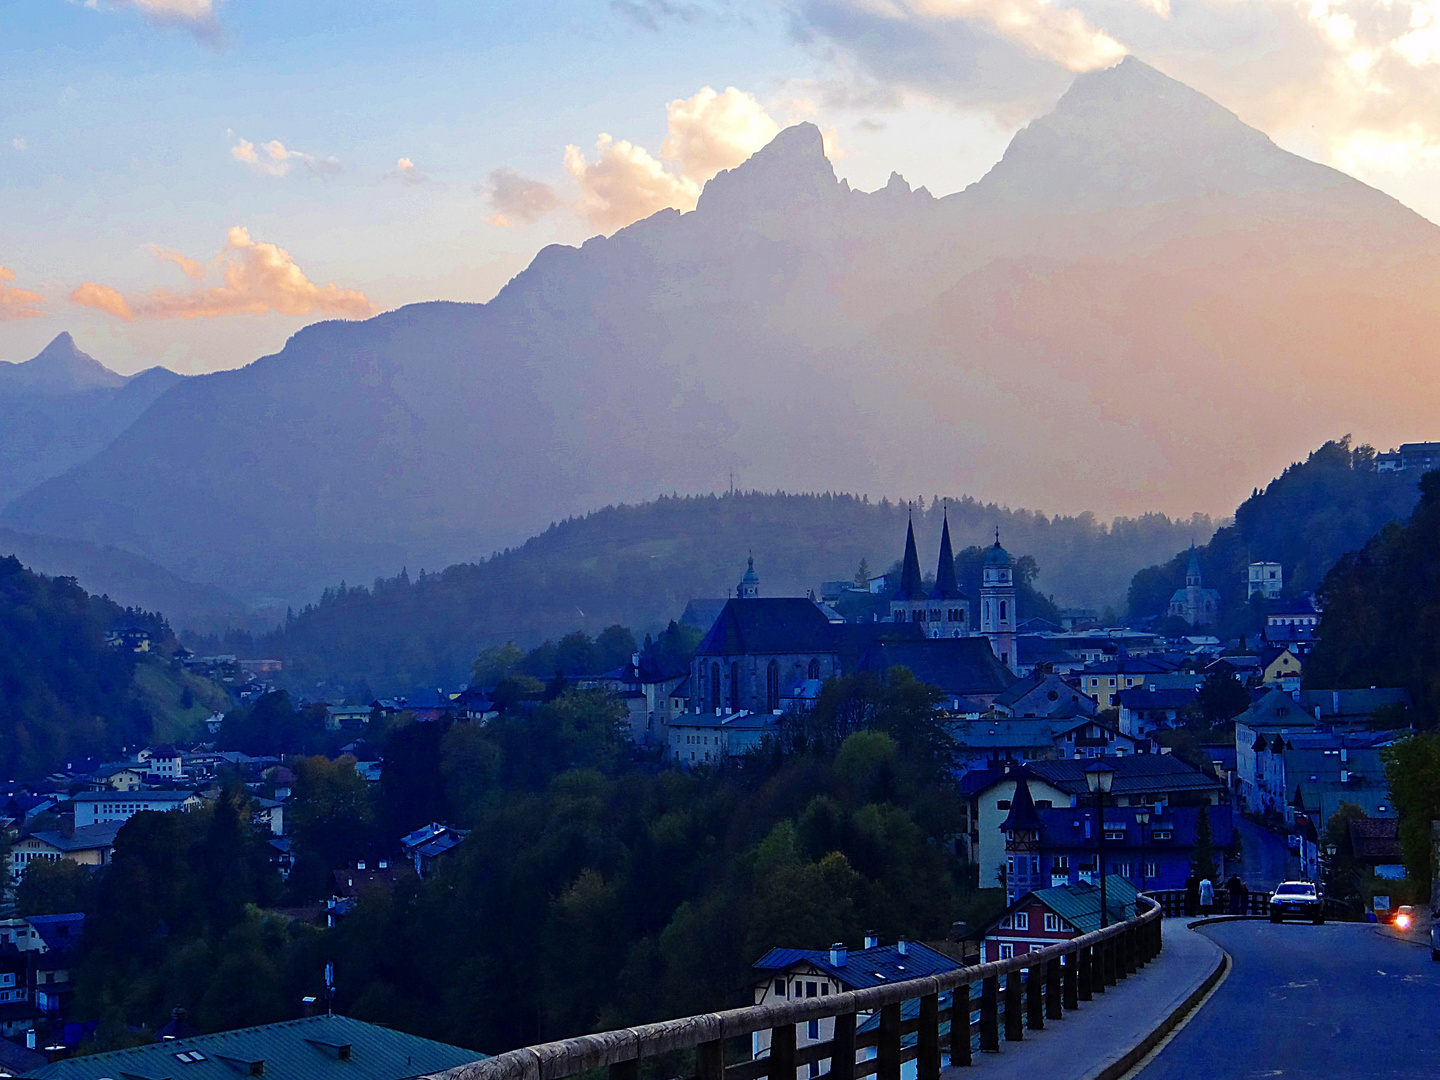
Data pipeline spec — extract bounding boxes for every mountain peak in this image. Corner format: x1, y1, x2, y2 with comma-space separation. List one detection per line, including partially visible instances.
0, 332, 128, 395
695, 122, 841, 216
968, 55, 1382, 211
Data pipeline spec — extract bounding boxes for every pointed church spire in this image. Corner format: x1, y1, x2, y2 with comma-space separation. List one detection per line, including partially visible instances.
897, 508, 924, 600
931, 506, 961, 600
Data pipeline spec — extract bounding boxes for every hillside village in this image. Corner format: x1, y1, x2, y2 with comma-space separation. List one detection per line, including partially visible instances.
0, 464, 1430, 1062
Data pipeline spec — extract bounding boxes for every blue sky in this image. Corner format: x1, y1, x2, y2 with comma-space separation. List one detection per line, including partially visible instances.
6, 0, 1440, 374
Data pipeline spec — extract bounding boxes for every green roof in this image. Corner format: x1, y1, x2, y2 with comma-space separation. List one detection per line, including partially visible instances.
1025, 876, 1140, 934
28, 1015, 483, 1080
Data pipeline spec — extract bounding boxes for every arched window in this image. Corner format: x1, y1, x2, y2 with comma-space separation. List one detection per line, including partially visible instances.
730, 661, 740, 712
999, 600, 1008, 622
710, 662, 721, 712
766, 661, 780, 712
807, 659, 820, 680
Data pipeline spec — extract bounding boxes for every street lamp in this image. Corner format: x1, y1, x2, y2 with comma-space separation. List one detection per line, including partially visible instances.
1085, 760, 1116, 928
1134, 807, 1150, 893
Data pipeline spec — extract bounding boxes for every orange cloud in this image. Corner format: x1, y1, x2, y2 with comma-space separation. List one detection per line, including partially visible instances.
230, 137, 340, 178
69, 282, 134, 321
0, 267, 44, 321
71, 228, 373, 322
147, 244, 205, 279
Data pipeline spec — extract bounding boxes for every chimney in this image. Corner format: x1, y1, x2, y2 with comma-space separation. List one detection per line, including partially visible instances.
302, 996, 318, 1017
26, 1030, 35, 1050
897, 939, 908, 956
829, 943, 847, 967
356, 860, 366, 871
864, 932, 879, 949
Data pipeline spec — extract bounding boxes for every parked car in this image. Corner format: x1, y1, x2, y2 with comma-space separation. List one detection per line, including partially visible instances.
1393, 905, 1415, 930
1269, 881, 1324, 924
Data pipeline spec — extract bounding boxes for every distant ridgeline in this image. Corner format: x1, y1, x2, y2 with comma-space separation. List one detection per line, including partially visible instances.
1126, 439, 1421, 634
198, 491, 1212, 696
0, 556, 227, 777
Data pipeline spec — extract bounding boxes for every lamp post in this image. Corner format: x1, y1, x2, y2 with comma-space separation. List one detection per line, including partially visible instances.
1085, 760, 1116, 928
1134, 807, 1150, 893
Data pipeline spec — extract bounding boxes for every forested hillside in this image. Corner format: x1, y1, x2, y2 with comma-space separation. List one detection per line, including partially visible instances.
196, 492, 1210, 695
35, 676, 996, 1054
0, 556, 228, 776
1127, 438, 1419, 631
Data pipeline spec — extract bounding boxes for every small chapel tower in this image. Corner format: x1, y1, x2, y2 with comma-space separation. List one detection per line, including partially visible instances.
737, 554, 760, 599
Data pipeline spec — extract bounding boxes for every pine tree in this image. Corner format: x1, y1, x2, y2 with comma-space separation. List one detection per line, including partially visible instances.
854, 557, 871, 588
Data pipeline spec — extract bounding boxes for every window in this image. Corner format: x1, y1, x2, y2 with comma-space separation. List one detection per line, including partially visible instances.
1043, 913, 1061, 932
730, 662, 739, 712
1152, 830, 1172, 841
1105, 830, 1126, 842
1145, 861, 1157, 879
1013, 912, 1028, 930
1006, 855, 1015, 875
774, 979, 786, 996
996, 800, 1011, 810
1051, 855, 1069, 870
999, 915, 1013, 929
766, 661, 780, 712
807, 1020, 820, 1039
999, 944, 1014, 959
808, 659, 820, 680
806, 981, 817, 998
709, 662, 720, 711
821, 984, 830, 996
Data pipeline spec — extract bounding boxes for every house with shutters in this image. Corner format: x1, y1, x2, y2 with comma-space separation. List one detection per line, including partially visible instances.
980, 877, 1140, 962
750, 938, 962, 1080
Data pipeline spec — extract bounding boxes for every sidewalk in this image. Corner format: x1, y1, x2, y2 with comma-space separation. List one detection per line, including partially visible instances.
939, 920, 1225, 1080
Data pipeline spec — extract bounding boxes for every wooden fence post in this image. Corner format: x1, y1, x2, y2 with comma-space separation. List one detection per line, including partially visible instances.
1062, 950, 1078, 1011
1025, 964, 1044, 1030
1104, 938, 1118, 987
830, 1014, 855, 1080
768, 1021, 796, 1080
697, 1040, 724, 1080
1046, 956, 1063, 1020
980, 976, 1000, 1053
918, 993, 940, 1080
1004, 971, 1024, 1042
949, 986, 972, 1067
878, 1002, 902, 1080
1077, 945, 1093, 1001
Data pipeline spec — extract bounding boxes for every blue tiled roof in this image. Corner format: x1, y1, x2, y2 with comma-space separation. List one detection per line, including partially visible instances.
753, 941, 961, 990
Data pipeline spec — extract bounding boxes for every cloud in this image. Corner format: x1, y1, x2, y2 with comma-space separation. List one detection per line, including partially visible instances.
230, 137, 341, 178
71, 227, 373, 322
147, 243, 206, 280
662, 86, 782, 182
10, 138, 24, 152
90, 0, 226, 44
68, 282, 133, 321
388, 157, 435, 185
565, 136, 702, 232
0, 268, 44, 321
565, 86, 789, 231
479, 167, 560, 227
611, 0, 710, 30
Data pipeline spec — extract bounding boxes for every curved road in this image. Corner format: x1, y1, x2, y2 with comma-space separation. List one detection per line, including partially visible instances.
1133, 920, 1440, 1079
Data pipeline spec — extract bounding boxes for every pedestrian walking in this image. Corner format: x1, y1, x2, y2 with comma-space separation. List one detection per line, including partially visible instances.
1184, 874, 1200, 917
1199, 876, 1215, 915
1227, 874, 1248, 915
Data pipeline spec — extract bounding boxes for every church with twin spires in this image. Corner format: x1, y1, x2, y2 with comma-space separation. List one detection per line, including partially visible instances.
889, 512, 1019, 674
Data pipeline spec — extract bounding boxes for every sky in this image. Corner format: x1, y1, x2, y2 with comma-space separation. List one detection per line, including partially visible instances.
7, 0, 1440, 377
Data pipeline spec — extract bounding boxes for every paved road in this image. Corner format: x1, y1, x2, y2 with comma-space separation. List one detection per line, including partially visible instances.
1230, 816, 1296, 892
1132, 920, 1440, 1079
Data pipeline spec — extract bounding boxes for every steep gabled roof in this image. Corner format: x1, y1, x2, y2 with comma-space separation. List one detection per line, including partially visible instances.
1000, 769, 1044, 831
695, 598, 839, 656
860, 638, 1017, 697
752, 941, 960, 991
930, 514, 963, 601
894, 517, 925, 601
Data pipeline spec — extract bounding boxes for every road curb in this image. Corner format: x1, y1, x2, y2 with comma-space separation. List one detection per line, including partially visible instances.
1089, 939, 1230, 1080
1184, 915, 1267, 928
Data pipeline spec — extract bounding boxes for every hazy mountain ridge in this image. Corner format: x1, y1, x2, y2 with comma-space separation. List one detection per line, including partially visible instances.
8, 58, 1440, 607
0, 332, 185, 507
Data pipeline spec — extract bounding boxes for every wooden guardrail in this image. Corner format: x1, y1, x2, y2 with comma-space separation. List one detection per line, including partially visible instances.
1144, 887, 1359, 920
424, 898, 1163, 1080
